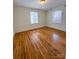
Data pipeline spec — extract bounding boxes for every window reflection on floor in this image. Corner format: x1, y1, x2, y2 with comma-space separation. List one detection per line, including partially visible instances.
31, 32, 40, 44
52, 33, 60, 43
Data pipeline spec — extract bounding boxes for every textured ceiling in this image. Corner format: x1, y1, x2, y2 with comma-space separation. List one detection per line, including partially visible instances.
13, 0, 66, 10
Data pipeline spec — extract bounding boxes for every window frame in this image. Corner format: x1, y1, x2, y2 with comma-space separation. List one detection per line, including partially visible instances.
52, 10, 62, 24
30, 11, 39, 24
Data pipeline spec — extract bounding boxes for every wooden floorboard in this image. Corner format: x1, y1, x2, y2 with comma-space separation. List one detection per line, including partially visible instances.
13, 27, 66, 59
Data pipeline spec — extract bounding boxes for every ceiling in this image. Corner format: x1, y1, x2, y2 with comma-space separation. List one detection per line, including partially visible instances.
13, 0, 66, 10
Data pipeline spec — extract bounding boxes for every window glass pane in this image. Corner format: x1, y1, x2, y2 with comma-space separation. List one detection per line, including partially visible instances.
30, 12, 38, 24
52, 10, 62, 23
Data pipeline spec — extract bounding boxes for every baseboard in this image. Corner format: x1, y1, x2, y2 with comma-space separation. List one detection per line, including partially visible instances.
45, 26, 66, 33
14, 26, 46, 34
14, 26, 66, 36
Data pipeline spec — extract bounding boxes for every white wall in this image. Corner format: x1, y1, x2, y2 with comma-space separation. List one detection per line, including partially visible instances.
13, 5, 46, 33
13, 5, 66, 34
46, 5, 66, 31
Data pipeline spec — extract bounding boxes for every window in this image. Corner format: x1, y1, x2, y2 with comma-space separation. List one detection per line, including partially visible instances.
30, 12, 38, 24
52, 10, 62, 23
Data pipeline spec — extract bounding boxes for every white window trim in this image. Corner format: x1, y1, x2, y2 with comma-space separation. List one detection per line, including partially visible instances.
30, 11, 38, 24
52, 10, 62, 24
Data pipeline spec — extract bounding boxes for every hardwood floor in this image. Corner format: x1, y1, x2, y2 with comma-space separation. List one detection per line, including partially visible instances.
13, 27, 66, 59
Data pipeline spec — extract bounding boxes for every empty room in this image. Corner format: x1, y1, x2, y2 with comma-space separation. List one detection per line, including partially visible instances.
13, 0, 66, 59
